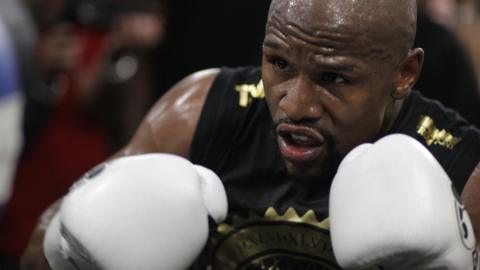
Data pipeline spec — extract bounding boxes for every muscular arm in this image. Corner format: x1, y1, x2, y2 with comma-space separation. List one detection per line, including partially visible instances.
461, 161, 480, 266
20, 68, 220, 269
116, 68, 219, 158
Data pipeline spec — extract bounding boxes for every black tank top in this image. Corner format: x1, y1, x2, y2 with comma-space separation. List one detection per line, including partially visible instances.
189, 66, 480, 270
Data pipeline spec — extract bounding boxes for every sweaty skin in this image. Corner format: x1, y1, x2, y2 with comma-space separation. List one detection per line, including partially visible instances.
117, 68, 219, 159
21, 0, 480, 268
262, 0, 421, 177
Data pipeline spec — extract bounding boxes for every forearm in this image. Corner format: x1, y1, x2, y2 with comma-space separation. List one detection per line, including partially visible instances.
38, 200, 61, 230
21, 199, 61, 270
461, 162, 480, 269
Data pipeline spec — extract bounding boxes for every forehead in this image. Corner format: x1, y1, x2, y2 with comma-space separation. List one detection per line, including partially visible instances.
266, 0, 401, 60
270, 0, 374, 35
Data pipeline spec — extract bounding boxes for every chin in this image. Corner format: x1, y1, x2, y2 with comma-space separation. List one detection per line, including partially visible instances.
285, 161, 326, 179
284, 157, 341, 181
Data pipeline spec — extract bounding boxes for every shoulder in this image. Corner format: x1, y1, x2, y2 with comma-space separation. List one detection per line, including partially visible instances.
393, 91, 480, 189
397, 90, 479, 138
189, 66, 266, 167
119, 68, 221, 158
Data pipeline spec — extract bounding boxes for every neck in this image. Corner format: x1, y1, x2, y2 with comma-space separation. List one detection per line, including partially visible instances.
380, 98, 406, 136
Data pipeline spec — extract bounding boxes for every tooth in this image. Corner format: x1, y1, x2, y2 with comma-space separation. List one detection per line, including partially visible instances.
291, 134, 310, 142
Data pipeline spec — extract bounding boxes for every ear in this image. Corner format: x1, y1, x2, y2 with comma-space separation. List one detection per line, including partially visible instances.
392, 48, 424, 99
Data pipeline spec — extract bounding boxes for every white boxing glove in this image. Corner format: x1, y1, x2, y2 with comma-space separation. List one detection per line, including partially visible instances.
329, 134, 478, 270
44, 153, 228, 270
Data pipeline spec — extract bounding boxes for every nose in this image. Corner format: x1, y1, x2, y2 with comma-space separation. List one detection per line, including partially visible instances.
279, 75, 324, 122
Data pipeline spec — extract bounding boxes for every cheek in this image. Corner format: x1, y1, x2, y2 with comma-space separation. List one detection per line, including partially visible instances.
332, 94, 390, 153
263, 86, 281, 120
262, 66, 282, 117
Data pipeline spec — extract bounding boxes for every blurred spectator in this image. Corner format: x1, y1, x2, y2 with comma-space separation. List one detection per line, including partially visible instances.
0, 17, 23, 216
457, 0, 480, 94
0, 0, 37, 144
0, 0, 36, 214
417, 0, 480, 125
422, 0, 459, 28
414, 6, 480, 127
0, 0, 167, 267
458, 0, 478, 24
24, 0, 167, 148
0, 0, 37, 219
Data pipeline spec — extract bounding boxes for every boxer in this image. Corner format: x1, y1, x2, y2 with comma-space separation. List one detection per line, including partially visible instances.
22, 0, 480, 269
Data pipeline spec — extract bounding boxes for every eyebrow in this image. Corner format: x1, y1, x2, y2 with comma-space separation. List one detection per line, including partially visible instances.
263, 39, 283, 50
264, 38, 357, 72
319, 64, 355, 72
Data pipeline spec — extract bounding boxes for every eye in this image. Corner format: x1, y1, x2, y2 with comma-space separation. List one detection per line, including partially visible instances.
320, 72, 347, 84
268, 56, 290, 71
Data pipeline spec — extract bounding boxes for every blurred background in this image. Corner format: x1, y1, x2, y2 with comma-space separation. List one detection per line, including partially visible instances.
0, 0, 479, 268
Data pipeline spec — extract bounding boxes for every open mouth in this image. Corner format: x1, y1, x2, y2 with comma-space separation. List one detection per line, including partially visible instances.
276, 124, 325, 163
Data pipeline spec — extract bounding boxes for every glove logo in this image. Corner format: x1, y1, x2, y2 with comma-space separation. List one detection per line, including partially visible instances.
452, 185, 476, 251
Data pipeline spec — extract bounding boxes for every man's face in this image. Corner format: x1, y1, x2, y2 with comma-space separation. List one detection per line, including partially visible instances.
262, 0, 404, 178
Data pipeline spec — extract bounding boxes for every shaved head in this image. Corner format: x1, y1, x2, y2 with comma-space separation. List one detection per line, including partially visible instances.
262, 0, 424, 178
267, 0, 417, 64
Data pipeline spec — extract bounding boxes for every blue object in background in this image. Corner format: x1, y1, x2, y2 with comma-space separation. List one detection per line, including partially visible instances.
0, 18, 19, 99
